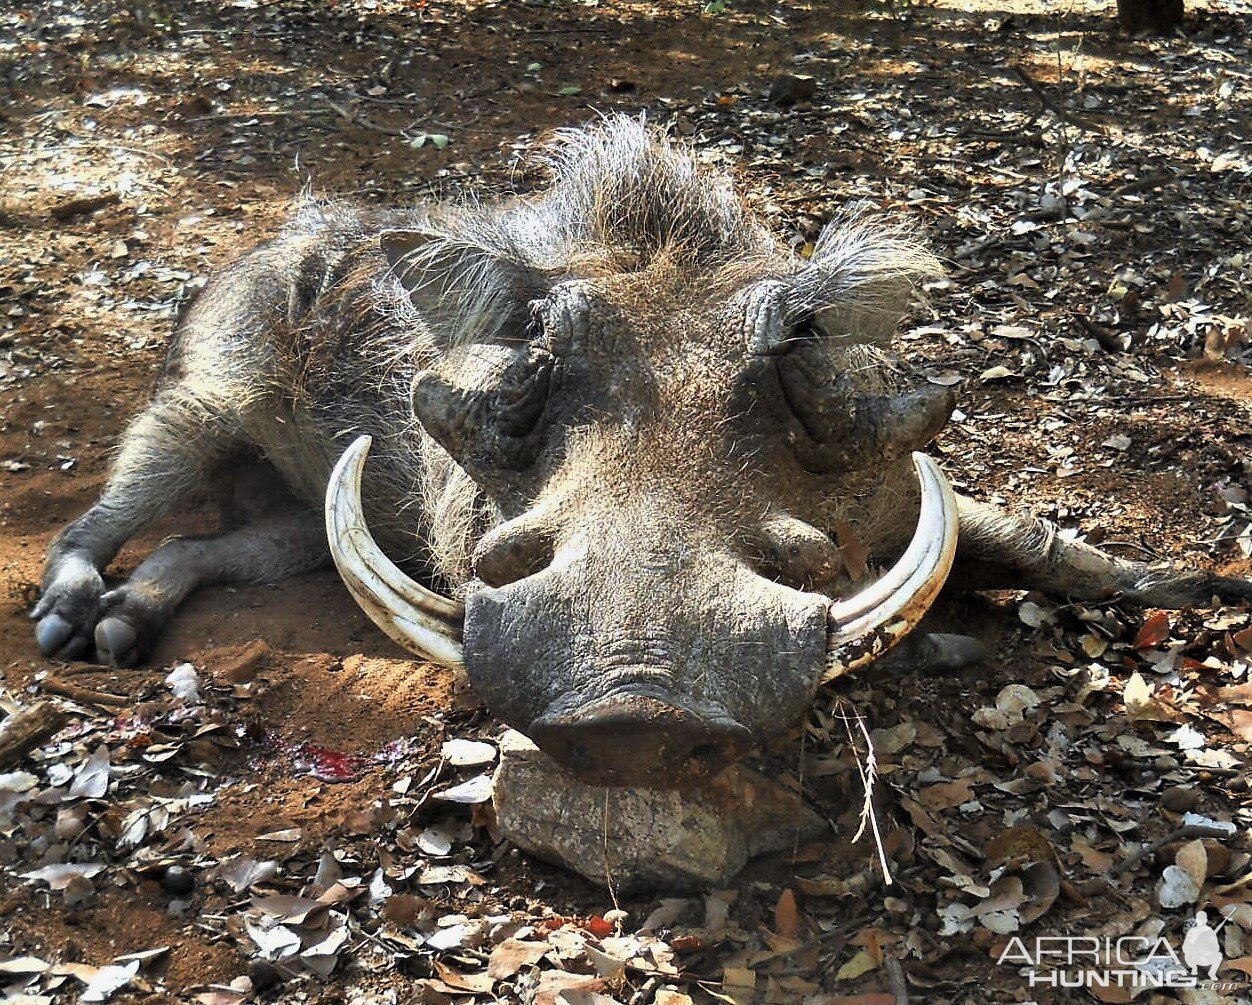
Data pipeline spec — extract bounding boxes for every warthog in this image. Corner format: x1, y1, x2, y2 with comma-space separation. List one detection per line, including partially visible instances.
35, 117, 1250, 787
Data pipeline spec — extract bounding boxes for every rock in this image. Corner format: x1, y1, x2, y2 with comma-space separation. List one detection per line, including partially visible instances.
212, 639, 272, 683
767, 73, 817, 106
247, 960, 284, 992
1161, 785, 1199, 814
492, 730, 827, 891
161, 865, 195, 896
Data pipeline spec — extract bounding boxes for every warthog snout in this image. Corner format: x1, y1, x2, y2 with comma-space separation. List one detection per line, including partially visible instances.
527, 690, 755, 788
461, 539, 831, 787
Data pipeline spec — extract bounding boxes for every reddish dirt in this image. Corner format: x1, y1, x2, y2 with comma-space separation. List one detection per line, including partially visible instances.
3, 0, 1252, 1002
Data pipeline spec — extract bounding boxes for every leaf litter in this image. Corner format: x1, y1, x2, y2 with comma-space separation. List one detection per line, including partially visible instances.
3, 0, 1252, 1001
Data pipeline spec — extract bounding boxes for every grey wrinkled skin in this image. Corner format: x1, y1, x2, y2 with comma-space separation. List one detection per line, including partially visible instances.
36, 117, 1252, 787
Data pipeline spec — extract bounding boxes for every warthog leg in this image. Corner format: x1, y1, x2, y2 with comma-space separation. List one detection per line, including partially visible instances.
953, 497, 1252, 607
91, 511, 327, 666
33, 394, 233, 662
33, 387, 329, 665
875, 632, 988, 675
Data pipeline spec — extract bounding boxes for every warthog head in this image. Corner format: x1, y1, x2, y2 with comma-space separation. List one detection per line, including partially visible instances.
326, 119, 957, 787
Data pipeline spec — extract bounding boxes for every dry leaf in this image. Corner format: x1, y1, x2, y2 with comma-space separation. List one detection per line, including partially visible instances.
1176, 838, 1208, 888
1158, 864, 1201, 908
773, 888, 799, 939
1123, 672, 1175, 723
433, 960, 494, 994
1134, 611, 1171, 649
834, 949, 879, 981
487, 938, 549, 979
985, 826, 1055, 868
918, 777, 974, 812
441, 738, 497, 766
1018, 861, 1061, 924
533, 972, 606, 1005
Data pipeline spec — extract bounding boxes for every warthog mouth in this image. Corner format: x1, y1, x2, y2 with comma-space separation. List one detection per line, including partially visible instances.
324, 435, 958, 781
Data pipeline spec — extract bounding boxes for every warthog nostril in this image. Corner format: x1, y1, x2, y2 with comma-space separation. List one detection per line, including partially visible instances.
686, 742, 724, 765
528, 692, 754, 788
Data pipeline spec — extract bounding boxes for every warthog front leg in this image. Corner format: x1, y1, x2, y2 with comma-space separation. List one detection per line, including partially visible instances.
33, 388, 330, 665
90, 512, 328, 665
33, 396, 232, 661
953, 497, 1252, 607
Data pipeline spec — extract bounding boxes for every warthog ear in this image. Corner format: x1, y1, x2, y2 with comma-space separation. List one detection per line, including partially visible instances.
788, 211, 942, 346
380, 229, 539, 344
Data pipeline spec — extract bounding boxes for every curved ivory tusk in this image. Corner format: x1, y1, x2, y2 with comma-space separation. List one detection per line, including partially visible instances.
325, 435, 465, 668
822, 452, 958, 682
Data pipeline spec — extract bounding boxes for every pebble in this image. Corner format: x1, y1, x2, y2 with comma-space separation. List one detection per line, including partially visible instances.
161, 865, 195, 896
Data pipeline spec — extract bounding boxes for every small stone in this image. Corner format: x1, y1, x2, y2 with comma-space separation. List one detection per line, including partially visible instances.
491, 730, 827, 891
215, 639, 272, 683
247, 960, 283, 992
161, 866, 195, 896
1161, 785, 1200, 814
767, 73, 817, 106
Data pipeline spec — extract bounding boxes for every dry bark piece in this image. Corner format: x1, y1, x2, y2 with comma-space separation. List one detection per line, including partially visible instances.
0, 702, 69, 769
49, 191, 121, 220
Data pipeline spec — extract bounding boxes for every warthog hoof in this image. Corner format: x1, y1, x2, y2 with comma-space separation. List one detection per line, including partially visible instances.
31, 559, 105, 661
94, 616, 140, 668
35, 612, 79, 657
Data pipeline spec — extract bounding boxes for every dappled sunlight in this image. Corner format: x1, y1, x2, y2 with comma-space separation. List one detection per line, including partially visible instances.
2, 0, 1252, 1000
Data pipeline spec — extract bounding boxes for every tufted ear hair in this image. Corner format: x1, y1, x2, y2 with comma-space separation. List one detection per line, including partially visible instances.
380, 228, 542, 345
788, 211, 941, 345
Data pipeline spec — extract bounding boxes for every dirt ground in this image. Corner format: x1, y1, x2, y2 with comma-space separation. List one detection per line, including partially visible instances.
3, 0, 1252, 1002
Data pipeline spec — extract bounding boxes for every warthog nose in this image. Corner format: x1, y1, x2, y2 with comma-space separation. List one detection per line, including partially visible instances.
527, 692, 754, 788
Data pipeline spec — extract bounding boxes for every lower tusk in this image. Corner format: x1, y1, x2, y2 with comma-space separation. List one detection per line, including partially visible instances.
325, 435, 465, 668
822, 452, 958, 682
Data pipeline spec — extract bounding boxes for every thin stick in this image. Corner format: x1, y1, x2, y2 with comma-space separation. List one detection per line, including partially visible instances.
1117, 824, 1234, 874
602, 789, 621, 914
1110, 171, 1176, 197
1012, 64, 1096, 132
840, 705, 893, 885
320, 98, 408, 137
886, 956, 909, 1005
41, 676, 129, 708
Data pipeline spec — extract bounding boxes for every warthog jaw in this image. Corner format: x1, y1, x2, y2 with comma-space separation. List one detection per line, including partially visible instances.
324, 435, 958, 682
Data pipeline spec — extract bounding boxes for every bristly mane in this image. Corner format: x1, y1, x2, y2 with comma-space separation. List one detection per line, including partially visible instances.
376, 117, 784, 346
510, 116, 780, 270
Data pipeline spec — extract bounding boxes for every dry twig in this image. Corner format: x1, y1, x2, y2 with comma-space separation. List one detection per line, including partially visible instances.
1012, 63, 1098, 132
41, 676, 130, 708
1117, 824, 1235, 875
840, 704, 893, 886
886, 955, 910, 1005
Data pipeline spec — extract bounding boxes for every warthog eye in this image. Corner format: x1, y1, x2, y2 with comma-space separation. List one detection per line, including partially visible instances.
412, 344, 556, 473
739, 280, 812, 357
